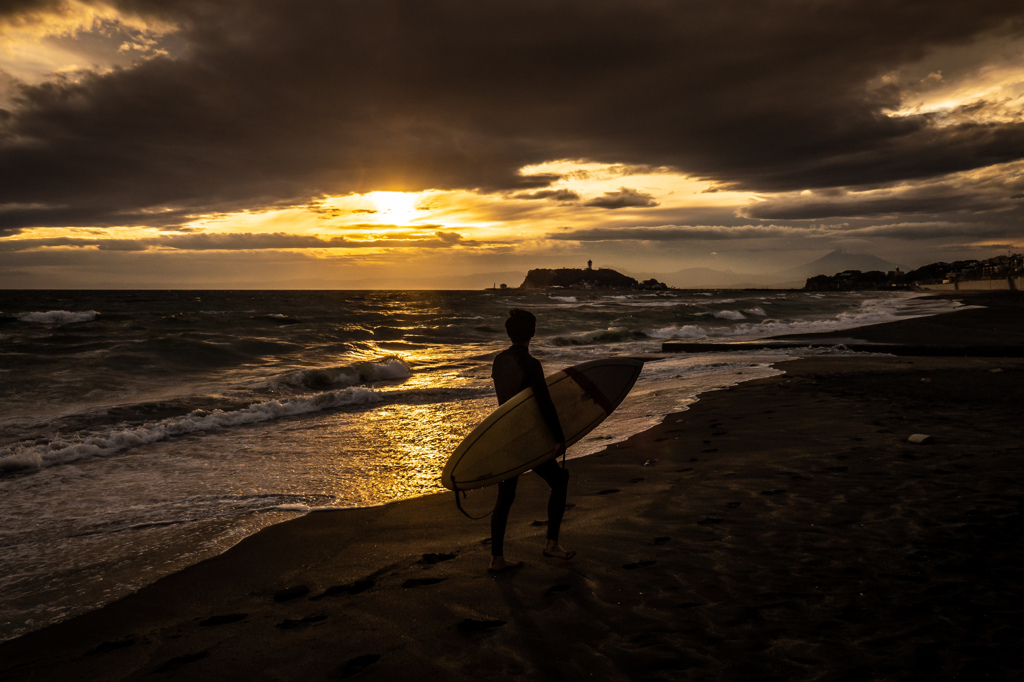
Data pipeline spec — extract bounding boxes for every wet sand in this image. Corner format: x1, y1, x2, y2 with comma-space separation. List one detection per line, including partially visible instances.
3, 292, 1023, 681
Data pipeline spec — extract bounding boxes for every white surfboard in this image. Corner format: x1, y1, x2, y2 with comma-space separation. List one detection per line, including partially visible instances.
441, 357, 644, 491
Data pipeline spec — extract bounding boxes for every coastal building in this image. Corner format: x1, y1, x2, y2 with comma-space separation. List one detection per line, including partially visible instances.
806, 253, 1024, 292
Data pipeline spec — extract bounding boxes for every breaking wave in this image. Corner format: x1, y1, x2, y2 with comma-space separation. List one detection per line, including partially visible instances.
552, 327, 649, 346
0, 387, 383, 475
270, 357, 412, 391
16, 310, 99, 324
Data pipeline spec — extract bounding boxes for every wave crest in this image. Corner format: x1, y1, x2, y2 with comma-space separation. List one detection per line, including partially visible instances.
272, 357, 412, 391
552, 327, 648, 346
0, 387, 382, 475
17, 310, 99, 324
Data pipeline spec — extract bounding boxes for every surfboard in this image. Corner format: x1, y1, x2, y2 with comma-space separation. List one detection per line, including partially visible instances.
441, 357, 644, 491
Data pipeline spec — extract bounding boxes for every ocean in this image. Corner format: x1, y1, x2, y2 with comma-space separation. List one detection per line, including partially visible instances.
0, 288, 966, 641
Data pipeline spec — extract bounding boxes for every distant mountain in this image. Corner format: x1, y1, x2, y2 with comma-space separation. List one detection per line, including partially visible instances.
785, 249, 900, 280
633, 249, 903, 289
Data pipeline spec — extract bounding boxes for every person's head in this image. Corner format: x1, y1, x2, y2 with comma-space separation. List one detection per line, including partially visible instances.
504, 308, 536, 344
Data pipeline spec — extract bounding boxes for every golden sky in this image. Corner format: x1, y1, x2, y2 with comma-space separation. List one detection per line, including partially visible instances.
2, 1, 1024, 288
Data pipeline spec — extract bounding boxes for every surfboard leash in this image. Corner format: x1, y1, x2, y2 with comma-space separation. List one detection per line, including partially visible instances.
452, 485, 493, 521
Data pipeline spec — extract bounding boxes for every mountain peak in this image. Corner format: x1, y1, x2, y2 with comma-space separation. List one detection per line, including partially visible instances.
801, 250, 898, 276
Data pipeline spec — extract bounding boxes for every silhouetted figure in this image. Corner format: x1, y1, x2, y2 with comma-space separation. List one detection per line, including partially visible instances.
488, 309, 574, 572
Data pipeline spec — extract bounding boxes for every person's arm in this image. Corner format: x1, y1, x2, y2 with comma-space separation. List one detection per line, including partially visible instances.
527, 357, 566, 445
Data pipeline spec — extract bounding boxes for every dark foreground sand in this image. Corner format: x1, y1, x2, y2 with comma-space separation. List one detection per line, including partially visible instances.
3, 292, 1023, 681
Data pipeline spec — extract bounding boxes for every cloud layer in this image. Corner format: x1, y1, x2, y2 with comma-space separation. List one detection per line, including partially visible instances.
3, 0, 1024, 236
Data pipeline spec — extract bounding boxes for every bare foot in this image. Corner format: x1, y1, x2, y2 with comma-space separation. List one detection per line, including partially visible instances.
542, 542, 576, 560
488, 556, 523, 573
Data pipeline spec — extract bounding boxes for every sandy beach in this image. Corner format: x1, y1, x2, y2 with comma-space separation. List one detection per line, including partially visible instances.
2, 292, 1023, 681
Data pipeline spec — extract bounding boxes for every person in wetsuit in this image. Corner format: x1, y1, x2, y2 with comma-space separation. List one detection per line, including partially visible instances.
488, 308, 575, 572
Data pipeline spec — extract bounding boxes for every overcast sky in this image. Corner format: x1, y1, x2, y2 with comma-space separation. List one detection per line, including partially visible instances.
2, 0, 1024, 288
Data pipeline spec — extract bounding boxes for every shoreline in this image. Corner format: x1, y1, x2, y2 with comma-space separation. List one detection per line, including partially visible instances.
3, 293, 1023, 680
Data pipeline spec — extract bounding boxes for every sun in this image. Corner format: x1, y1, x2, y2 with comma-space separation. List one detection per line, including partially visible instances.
366, 191, 422, 223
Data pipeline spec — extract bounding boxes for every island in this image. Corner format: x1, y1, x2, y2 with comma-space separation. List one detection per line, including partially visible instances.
520, 262, 667, 290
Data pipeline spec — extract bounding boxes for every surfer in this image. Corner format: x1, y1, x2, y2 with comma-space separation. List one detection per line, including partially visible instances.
489, 308, 575, 572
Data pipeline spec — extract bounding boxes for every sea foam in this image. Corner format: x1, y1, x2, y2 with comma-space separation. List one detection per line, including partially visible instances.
271, 357, 412, 391
17, 310, 99, 324
0, 386, 383, 474
713, 310, 747, 320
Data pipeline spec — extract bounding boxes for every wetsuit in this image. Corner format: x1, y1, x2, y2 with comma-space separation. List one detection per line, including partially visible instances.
490, 343, 569, 557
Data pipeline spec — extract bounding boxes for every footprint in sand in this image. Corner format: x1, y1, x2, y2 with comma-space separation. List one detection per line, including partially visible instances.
273, 585, 310, 602
456, 618, 507, 635
760, 489, 788, 496
336, 654, 381, 678
155, 651, 209, 673
623, 560, 657, 570
199, 613, 248, 627
311, 579, 375, 600
84, 638, 136, 657
596, 489, 620, 495
727, 502, 741, 509
697, 517, 725, 525
418, 552, 456, 565
402, 577, 447, 588
544, 584, 571, 596
653, 536, 671, 545
276, 615, 328, 630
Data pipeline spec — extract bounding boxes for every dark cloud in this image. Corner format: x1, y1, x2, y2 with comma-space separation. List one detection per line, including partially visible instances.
0, 0, 63, 18
0, 230, 480, 251
744, 185, 1003, 220
552, 211, 1024, 243
434, 230, 464, 244
2, 0, 1024, 230
744, 163, 1024, 219
844, 219, 1024, 241
583, 188, 659, 209
512, 188, 581, 202
0, 203, 205, 232
549, 225, 811, 241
